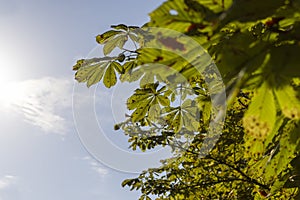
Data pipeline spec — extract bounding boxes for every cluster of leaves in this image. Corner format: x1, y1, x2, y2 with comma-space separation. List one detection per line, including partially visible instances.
73, 0, 300, 199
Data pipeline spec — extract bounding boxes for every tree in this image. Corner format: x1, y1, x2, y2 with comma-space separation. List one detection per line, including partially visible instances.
73, 0, 300, 199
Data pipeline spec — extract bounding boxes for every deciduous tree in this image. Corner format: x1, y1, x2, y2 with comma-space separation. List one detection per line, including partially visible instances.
73, 0, 300, 199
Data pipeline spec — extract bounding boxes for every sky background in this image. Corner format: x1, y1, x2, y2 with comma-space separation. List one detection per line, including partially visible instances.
0, 0, 166, 199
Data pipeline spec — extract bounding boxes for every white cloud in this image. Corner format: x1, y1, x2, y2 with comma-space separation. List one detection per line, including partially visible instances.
0, 175, 20, 200
1, 77, 73, 135
0, 175, 17, 190
82, 156, 109, 177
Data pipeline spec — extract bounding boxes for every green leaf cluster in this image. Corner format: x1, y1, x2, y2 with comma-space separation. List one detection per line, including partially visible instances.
73, 0, 300, 199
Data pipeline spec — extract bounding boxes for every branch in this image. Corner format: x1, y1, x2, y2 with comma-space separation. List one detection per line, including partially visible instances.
206, 155, 269, 190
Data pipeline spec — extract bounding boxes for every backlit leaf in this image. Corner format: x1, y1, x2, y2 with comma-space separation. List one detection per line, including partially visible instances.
96, 30, 122, 44
103, 35, 128, 55
103, 64, 117, 88
243, 82, 276, 157
275, 84, 300, 120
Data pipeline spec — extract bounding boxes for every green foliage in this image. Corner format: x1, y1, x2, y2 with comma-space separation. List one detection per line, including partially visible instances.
73, 0, 300, 199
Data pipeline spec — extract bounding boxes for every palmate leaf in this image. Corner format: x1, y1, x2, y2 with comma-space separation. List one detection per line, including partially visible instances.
74, 60, 108, 87
135, 47, 205, 87
157, 95, 170, 107
74, 59, 122, 88
120, 61, 141, 82
243, 82, 276, 158
131, 98, 153, 122
162, 99, 200, 133
121, 48, 191, 86
96, 24, 141, 56
127, 83, 171, 123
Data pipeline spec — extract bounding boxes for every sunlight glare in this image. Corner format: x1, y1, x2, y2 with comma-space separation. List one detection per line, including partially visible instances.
0, 68, 24, 109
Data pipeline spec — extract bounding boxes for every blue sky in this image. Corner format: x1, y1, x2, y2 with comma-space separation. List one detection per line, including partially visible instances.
0, 0, 166, 199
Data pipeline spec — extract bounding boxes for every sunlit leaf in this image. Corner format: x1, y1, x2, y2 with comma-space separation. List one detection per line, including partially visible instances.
103, 35, 128, 55
103, 64, 117, 88
111, 24, 128, 30
243, 82, 276, 157
96, 30, 123, 44
275, 84, 300, 120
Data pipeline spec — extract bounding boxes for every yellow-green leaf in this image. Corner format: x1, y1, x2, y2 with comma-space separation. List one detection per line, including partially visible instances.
103, 35, 128, 56
131, 99, 152, 122
140, 72, 154, 87
148, 104, 161, 122
87, 65, 106, 87
243, 82, 276, 158
157, 95, 170, 106
96, 30, 122, 44
111, 24, 128, 30
275, 84, 300, 120
127, 93, 152, 110
243, 82, 276, 140
172, 112, 183, 133
111, 61, 124, 74
103, 64, 117, 88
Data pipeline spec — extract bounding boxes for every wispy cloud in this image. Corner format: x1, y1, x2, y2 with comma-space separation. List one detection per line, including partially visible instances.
82, 156, 109, 177
0, 175, 20, 200
0, 175, 17, 190
3, 77, 73, 135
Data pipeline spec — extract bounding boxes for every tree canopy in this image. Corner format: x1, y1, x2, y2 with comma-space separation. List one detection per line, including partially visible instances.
73, 0, 300, 199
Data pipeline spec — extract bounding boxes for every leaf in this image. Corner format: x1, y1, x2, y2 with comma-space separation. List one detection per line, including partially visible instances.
264, 121, 300, 183
126, 84, 167, 122
181, 99, 200, 131
148, 104, 161, 122
172, 111, 183, 133
103, 64, 117, 88
157, 35, 186, 51
140, 72, 154, 87
73, 59, 84, 70
103, 35, 128, 55
243, 82, 276, 157
127, 93, 152, 110
111, 24, 128, 30
275, 84, 300, 120
87, 64, 106, 87
220, 0, 286, 24
75, 64, 100, 82
182, 111, 199, 131
157, 95, 170, 106
131, 99, 152, 122
111, 61, 124, 74
96, 30, 122, 44
74, 59, 110, 87
120, 61, 139, 82
123, 61, 137, 72
148, 0, 210, 33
